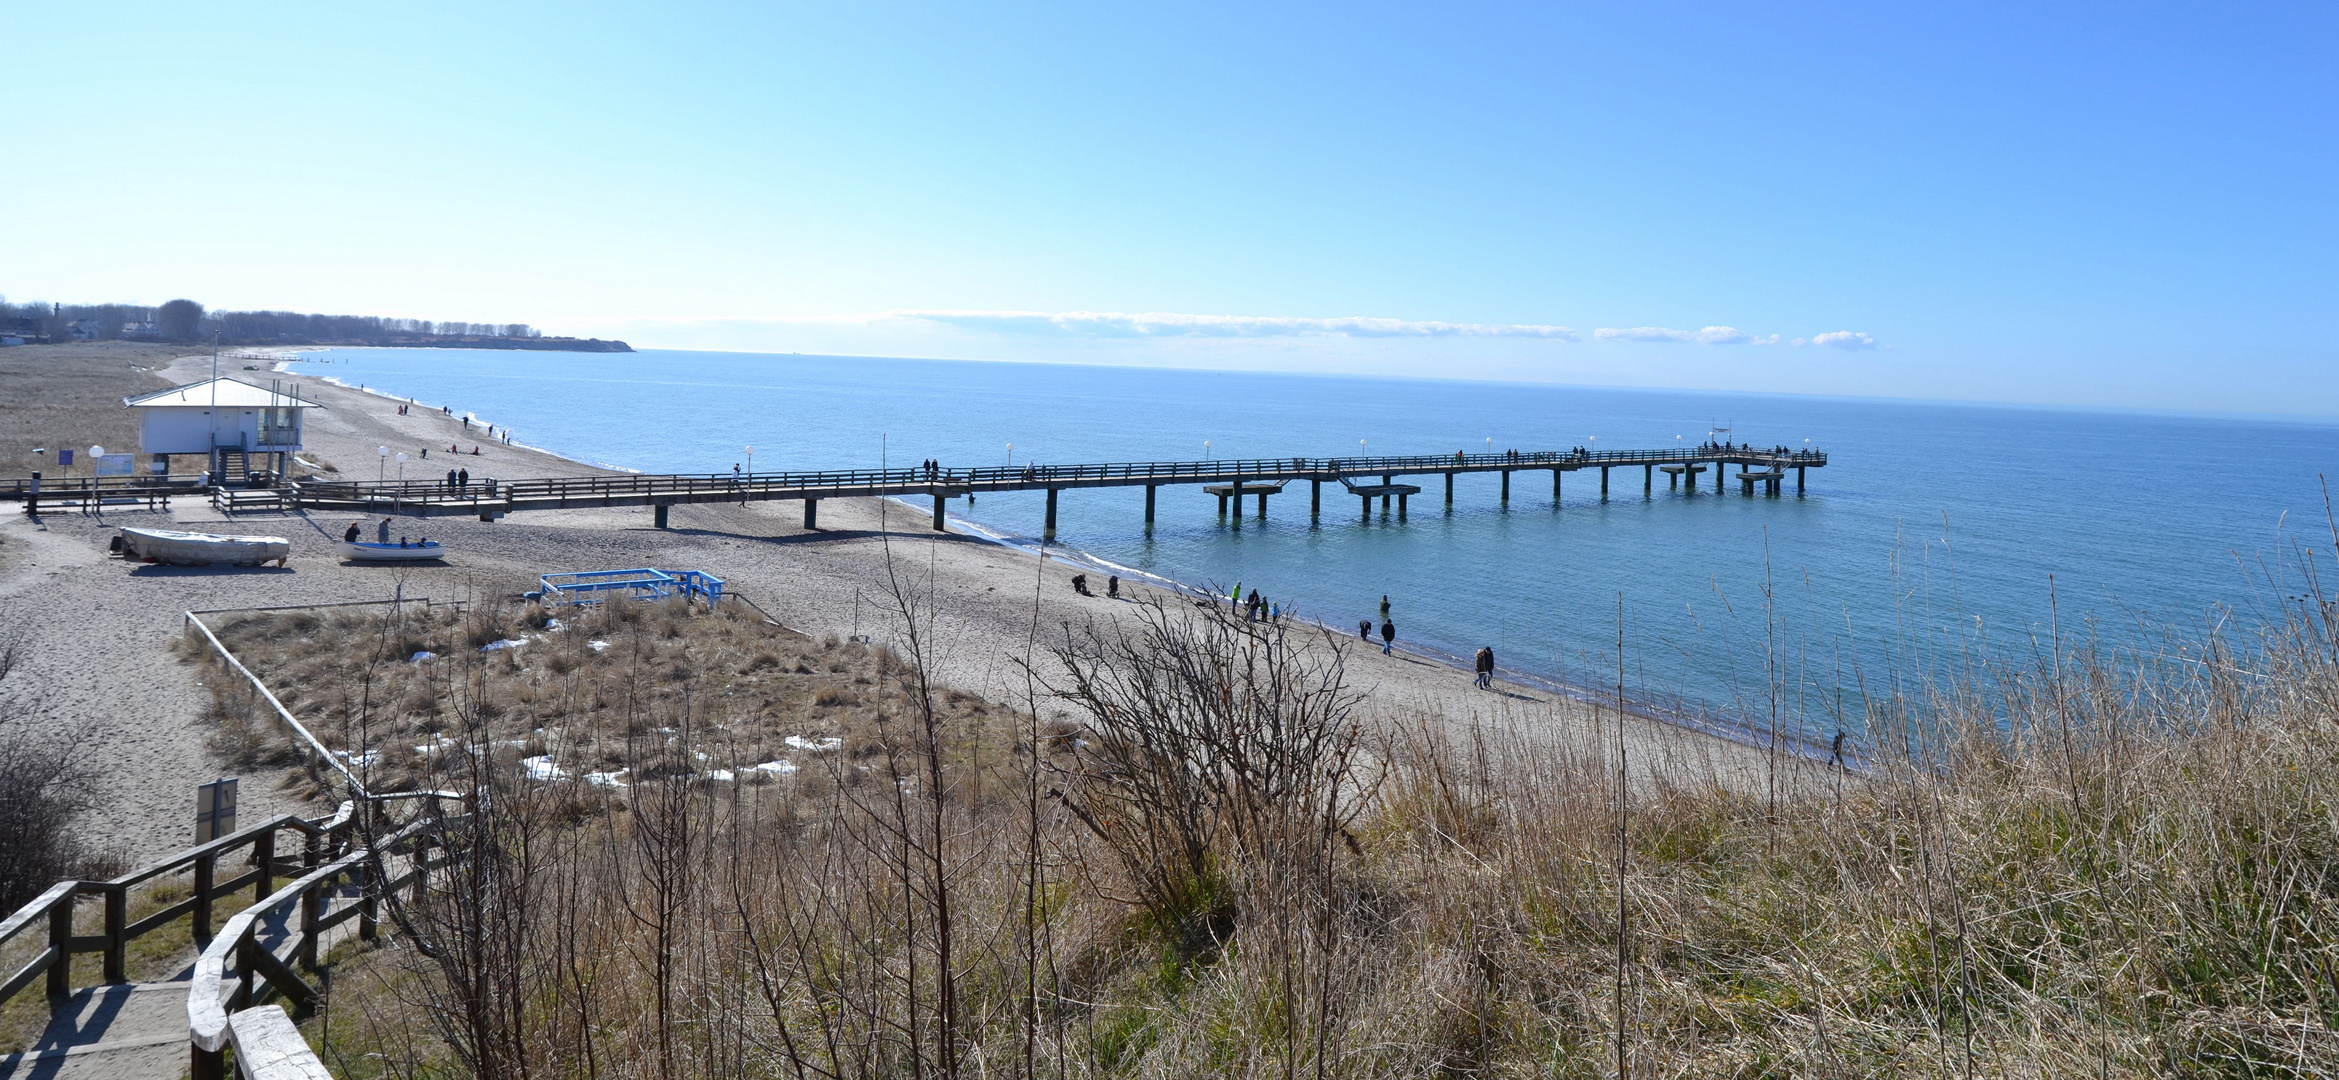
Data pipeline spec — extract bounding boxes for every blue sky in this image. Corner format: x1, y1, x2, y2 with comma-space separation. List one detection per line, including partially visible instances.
4, 2, 2333, 413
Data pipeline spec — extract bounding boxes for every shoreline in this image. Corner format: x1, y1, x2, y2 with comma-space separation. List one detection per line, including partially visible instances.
275, 350, 1832, 765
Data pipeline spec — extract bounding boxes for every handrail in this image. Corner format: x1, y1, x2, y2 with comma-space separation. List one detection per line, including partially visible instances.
0, 811, 332, 1010
278, 446, 1829, 508
188, 815, 438, 1058
182, 611, 365, 795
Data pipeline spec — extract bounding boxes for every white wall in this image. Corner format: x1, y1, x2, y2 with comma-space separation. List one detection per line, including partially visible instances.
138, 407, 305, 454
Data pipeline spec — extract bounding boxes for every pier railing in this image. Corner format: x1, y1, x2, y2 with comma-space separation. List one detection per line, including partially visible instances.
282, 447, 1827, 505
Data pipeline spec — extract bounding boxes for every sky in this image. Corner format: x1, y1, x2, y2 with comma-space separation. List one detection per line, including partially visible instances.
3, 2, 2334, 414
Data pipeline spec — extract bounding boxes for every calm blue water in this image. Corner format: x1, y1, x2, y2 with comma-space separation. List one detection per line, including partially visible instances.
291, 348, 2339, 741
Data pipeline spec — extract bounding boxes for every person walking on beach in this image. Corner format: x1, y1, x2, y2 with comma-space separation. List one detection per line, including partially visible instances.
1830, 729, 1849, 771
1232, 582, 1243, 613
377, 518, 392, 543
1380, 619, 1397, 655
1474, 646, 1495, 689
1359, 619, 1373, 641
1107, 575, 1120, 598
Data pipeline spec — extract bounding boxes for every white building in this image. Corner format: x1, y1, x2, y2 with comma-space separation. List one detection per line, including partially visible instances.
123, 377, 324, 481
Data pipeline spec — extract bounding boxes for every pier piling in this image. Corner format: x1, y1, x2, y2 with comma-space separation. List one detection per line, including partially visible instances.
1500, 469, 1510, 504
1398, 491, 1409, 519
1145, 484, 1156, 524
1445, 471, 1454, 508
803, 498, 818, 529
1044, 487, 1058, 536
931, 492, 946, 531
1644, 464, 1652, 495
653, 503, 670, 529
1310, 479, 1321, 518
1600, 467, 1609, 500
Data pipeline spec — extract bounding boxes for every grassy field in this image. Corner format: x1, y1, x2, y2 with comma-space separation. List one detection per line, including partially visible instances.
187, 582, 2339, 1078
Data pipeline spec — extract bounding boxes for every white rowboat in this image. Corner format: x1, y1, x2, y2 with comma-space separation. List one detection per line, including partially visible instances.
338, 540, 446, 562
120, 528, 291, 567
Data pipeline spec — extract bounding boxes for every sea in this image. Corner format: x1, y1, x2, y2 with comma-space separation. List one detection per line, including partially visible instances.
286, 347, 2339, 748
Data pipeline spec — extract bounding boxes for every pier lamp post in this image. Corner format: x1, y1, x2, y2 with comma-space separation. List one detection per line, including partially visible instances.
395, 451, 407, 483
1203, 441, 1211, 460
377, 445, 388, 482
745, 446, 754, 476
1005, 443, 1013, 467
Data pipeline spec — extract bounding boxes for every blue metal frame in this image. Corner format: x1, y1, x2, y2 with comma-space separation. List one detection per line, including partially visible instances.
538, 568, 724, 608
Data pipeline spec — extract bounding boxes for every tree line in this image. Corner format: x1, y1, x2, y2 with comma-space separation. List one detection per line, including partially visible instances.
0, 296, 628, 351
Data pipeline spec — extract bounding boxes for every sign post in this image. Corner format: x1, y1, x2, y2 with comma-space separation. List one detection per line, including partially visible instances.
196, 777, 238, 843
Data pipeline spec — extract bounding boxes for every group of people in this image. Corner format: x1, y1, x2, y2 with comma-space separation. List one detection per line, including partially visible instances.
919, 459, 943, 478
1070, 573, 1121, 598
1230, 582, 1281, 622
344, 517, 429, 548
444, 467, 473, 491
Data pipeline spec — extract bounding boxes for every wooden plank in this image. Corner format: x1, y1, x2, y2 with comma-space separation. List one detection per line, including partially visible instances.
0, 948, 59, 1003
125, 895, 200, 939
0, 881, 76, 948
226, 1005, 334, 1080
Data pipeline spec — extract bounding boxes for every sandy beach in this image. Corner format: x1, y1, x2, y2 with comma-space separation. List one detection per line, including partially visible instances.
0, 344, 1783, 864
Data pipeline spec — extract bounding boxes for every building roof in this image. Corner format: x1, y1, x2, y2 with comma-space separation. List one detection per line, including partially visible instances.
123, 378, 327, 410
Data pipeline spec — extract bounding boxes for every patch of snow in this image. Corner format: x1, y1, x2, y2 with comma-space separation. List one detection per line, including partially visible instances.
480, 638, 527, 652
585, 769, 629, 788
785, 735, 843, 752
753, 760, 798, 776
588, 640, 612, 652
709, 769, 736, 782
332, 749, 380, 769
521, 755, 568, 782
409, 651, 437, 662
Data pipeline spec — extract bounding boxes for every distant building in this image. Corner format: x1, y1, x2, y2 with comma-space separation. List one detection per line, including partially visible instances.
123, 377, 325, 481
0, 316, 44, 346
121, 320, 160, 338
69, 319, 103, 341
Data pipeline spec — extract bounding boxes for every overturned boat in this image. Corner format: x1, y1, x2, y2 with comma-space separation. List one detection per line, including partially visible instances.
337, 539, 445, 562
119, 527, 291, 567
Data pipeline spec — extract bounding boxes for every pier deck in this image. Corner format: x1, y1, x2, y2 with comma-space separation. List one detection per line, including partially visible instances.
9, 447, 1826, 534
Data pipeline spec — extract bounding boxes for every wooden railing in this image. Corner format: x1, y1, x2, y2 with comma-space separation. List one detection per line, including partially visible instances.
0, 812, 328, 1011
188, 806, 452, 1080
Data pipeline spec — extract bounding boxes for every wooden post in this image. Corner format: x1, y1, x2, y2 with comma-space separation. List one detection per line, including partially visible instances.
1309, 479, 1320, 518
104, 885, 126, 982
1554, 468, 1563, 503
931, 492, 945, 531
1145, 484, 1157, 524
1381, 474, 1392, 513
254, 829, 276, 903
1044, 487, 1058, 536
298, 884, 320, 968
653, 502, 670, 529
1397, 491, 1408, 519
1644, 464, 1652, 495
1217, 492, 1228, 515
358, 862, 378, 942
1230, 479, 1242, 528
803, 498, 818, 529
1445, 471, 1455, 507
192, 1045, 225, 1080
193, 852, 216, 946
1500, 470, 1509, 503
47, 897, 70, 998
1361, 493, 1371, 520
1797, 466, 1806, 494
1255, 490, 1267, 518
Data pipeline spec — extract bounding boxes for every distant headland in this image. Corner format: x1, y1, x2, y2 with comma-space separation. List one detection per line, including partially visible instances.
0, 295, 632, 352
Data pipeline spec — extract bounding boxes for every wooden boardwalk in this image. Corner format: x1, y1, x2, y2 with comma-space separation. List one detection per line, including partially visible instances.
11, 445, 1828, 534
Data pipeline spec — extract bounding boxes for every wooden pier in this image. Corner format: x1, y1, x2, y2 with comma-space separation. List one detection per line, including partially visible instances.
9, 446, 1827, 535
